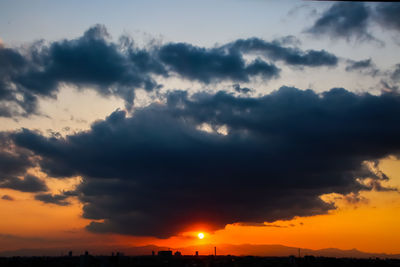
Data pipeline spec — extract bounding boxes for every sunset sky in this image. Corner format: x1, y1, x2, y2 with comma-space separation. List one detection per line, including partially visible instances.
1, 0, 400, 256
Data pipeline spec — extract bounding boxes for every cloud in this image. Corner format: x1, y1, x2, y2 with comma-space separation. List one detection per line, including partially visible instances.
375, 3, 400, 32
10, 87, 400, 238
0, 25, 343, 118
15, 25, 165, 111
380, 64, 400, 93
342, 192, 368, 205
0, 132, 39, 193
327, 192, 369, 206
34, 193, 70, 206
346, 59, 372, 71
234, 222, 288, 228
0, 25, 166, 116
345, 59, 379, 76
307, 2, 400, 42
0, 174, 48, 193
1, 195, 14, 201
0, 148, 33, 179
157, 37, 338, 82
307, 2, 372, 41
391, 64, 400, 82
158, 42, 280, 83
228, 38, 338, 67
0, 46, 37, 117
233, 84, 253, 94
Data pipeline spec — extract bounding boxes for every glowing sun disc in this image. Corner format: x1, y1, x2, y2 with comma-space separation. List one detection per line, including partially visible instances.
198, 232, 205, 239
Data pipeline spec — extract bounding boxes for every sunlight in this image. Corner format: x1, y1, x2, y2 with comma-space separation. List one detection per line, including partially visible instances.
198, 232, 205, 239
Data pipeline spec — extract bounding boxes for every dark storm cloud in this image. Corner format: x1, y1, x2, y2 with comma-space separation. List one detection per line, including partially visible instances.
0, 25, 345, 117
0, 46, 38, 117
0, 174, 47, 193
375, 3, 400, 32
307, 2, 372, 41
0, 132, 47, 193
0, 149, 33, 179
0, 25, 166, 116
158, 42, 280, 83
34, 193, 70, 206
0, 132, 36, 187
11, 87, 400, 238
157, 37, 338, 82
345, 59, 379, 76
307, 2, 400, 41
228, 38, 338, 67
15, 25, 165, 111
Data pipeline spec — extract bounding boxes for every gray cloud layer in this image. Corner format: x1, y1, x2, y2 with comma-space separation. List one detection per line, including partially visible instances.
0, 133, 46, 192
10, 87, 400, 238
227, 38, 338, 67
345, 58, 379, 76
0, 174, 47, 193
34, 193, 71, 206
307, 2, 372, 41
307, 2, 400, 41
0, 25, 340, 118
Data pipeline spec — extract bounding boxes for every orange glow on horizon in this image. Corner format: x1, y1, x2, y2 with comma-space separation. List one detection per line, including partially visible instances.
0, 157, 399, 255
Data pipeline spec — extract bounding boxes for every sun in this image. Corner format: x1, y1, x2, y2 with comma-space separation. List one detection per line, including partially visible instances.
198, 232, 205, 239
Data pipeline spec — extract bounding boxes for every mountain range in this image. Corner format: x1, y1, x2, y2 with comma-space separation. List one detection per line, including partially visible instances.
1, 244, 399, 259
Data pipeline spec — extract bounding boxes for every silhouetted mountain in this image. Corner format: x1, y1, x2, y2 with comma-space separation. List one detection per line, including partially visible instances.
173, 244, 400, 259
1, 244, 399, 259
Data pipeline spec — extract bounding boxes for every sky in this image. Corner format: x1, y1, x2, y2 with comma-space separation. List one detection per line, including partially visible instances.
1, 0, 400, 256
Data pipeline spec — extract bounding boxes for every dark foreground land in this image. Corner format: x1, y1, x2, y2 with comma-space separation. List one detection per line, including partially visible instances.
1, 255, 400, 267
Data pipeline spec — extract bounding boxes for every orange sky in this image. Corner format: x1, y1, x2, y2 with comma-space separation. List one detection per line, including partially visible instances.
1, 157, 399, 255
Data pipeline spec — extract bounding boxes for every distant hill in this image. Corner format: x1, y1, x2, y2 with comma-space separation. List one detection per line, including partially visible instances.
172, 244, 400, 259
1, 243, 399, 259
